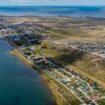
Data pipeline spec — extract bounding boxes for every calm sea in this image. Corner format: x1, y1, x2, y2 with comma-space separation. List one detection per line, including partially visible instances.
0, 39, 56, 105
0, 6, 104, 17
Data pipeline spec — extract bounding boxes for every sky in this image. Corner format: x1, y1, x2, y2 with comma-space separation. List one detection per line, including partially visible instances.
0, 0, 105, 6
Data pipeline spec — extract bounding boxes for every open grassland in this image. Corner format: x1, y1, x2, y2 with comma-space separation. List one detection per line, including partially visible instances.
46, 27, 105, 42
47, 27, 87, 37
97, 99, 105, 105
72, 54, 105, 82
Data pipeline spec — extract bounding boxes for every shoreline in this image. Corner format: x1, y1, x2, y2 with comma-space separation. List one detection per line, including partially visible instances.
10, 49, 68, 105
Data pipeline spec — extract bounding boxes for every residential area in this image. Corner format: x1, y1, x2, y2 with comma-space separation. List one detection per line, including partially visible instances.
0, 21, 105, 105
66, 41, 105, 58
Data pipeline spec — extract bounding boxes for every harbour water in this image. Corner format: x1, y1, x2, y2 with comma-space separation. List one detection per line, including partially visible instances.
0, 6, 105, 18
0, 39, 55, 105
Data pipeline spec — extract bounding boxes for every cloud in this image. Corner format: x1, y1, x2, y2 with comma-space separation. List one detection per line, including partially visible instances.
0, 0, 105, 6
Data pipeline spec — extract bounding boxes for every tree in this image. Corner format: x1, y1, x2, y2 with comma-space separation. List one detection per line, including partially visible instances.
41, 41, 49, 49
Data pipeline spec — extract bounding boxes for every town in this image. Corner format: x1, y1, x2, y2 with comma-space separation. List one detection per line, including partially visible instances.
0, 19, 105, 105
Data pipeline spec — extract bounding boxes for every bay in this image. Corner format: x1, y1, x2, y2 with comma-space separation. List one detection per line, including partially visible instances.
0, 39, 55, 105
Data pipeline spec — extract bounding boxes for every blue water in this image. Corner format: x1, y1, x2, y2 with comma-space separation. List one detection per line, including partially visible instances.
0, 6, 105, 17
0, 39, 55, 105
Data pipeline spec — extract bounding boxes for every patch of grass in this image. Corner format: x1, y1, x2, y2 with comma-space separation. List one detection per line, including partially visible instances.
97, 99, 105, 105
42, 48, 60, 57
34, 46, 60, 57
48, 27, 87, 37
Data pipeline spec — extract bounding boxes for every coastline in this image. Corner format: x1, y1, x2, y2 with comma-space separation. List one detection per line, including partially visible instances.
10, 49, 68, 105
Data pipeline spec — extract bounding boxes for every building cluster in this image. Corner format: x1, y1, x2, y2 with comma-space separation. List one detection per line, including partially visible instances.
67, 41, 105, 57
19, 45, 105, 105
0, 23, 44, 46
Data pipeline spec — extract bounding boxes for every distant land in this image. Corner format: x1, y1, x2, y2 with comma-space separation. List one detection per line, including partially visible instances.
0, 6, 105, 17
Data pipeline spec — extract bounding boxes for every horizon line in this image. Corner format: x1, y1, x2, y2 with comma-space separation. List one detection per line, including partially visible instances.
0, 5, 104, 7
